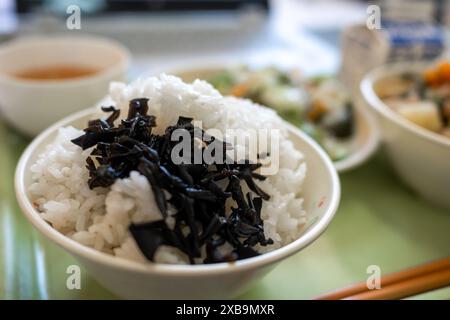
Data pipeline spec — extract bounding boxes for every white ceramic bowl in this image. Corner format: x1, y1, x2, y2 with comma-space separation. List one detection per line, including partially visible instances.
0, 36, 129, 136
163, 64, 379, 172
361, 62, 450, 211
15, 107, 340, 299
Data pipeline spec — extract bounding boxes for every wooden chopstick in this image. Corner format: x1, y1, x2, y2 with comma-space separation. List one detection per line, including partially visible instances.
315, 256, 450, 300
344, 267, 450, 300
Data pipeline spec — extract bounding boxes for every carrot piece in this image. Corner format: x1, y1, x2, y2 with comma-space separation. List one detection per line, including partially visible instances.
423, 69, 440, 87
230, 83, 250, 97
308, 100, 327, 121
438, 61, 450, 83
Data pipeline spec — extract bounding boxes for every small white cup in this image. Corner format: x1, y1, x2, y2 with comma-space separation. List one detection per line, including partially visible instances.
0, 36, 130, 136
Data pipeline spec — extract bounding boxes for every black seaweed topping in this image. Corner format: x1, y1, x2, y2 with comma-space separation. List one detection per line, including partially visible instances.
72, 98, 272, 264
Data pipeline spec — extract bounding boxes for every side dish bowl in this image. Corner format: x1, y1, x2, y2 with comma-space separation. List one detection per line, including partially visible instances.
15, 107, 340, 299
361, 62, 450, 211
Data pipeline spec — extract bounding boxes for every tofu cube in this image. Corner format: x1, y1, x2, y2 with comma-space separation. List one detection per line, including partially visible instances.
397, 101, 443, 132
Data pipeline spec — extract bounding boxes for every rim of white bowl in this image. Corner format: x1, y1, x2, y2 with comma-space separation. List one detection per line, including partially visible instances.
150, 62, 379, 173
15, 107, 340, 276
0, 35, 130, 88
361, 62, 450, 148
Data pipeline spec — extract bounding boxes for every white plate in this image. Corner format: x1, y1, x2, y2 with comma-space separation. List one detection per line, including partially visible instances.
147, 61, 380, 172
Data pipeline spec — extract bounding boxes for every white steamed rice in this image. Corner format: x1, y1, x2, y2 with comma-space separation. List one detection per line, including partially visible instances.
29, 74, 307, 264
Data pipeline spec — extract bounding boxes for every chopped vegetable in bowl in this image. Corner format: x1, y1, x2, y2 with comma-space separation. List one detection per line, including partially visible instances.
205, 67, 355, 161
376, 61, 450, 139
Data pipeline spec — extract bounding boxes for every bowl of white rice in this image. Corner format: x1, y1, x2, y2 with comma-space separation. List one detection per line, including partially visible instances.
15, 74, 340, 299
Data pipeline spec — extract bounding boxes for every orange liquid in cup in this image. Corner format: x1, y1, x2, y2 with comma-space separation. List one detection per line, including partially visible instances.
12, 65, 99, 80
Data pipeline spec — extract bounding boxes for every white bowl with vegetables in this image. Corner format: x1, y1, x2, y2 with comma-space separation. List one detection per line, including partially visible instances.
170, 64, 379, 172
361, 62, 450, 211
